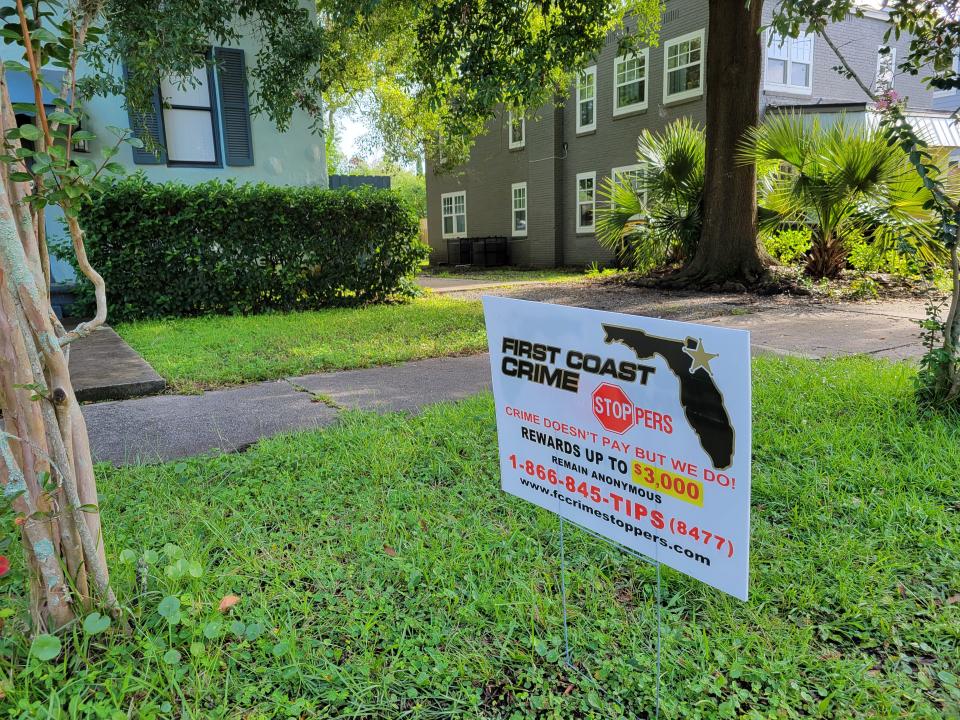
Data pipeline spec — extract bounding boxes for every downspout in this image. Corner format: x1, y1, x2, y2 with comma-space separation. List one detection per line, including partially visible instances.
556, 95, 565, 267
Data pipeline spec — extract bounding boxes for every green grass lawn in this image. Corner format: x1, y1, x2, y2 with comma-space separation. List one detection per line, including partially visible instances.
116, 297, 488, 393
2, 357, 958, 718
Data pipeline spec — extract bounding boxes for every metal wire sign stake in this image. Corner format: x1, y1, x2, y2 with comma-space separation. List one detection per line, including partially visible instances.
558, 513, 663, 719
483, 296, 753, 715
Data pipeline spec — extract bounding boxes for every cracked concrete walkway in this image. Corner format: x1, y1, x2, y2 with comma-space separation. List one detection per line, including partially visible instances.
82, 297, 931, 466
83, 355, 493, 465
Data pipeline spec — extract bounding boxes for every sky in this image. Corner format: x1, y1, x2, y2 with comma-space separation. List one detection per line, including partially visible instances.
339, 114, 367, 160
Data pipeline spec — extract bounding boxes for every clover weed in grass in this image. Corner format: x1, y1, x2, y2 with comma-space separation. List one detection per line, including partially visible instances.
1, 356, 958, 718
116, 296, 488, 393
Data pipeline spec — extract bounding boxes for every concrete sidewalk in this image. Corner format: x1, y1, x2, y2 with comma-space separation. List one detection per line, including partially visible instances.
701, 302, 926, 361
82, 298, 930, 466
84, 355, 492, 465
70, 325, 165, 402
417, 275, 549, 293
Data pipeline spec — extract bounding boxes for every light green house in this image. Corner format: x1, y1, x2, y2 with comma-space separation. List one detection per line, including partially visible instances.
4, 28, 327, 309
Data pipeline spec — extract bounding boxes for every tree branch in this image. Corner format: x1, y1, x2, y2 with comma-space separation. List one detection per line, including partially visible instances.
819, 28, 877, 103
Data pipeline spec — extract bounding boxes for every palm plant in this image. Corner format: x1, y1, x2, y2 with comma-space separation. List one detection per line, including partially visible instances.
740, 113, 947, 279
596, 119, 705, 271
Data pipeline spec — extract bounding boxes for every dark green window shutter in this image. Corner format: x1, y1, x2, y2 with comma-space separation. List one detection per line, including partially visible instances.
123, 64, 166, 165
215, 48, 254, 166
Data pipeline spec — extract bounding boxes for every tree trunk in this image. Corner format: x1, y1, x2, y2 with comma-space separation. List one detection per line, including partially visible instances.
670, 0, 767, 288
941, 242, 960, 403
806, 230, 847, 279
0, 61, 117, 631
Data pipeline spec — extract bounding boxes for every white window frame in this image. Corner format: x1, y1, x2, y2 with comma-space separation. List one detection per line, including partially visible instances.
576, 65, 597, 133
508, 111, 526, 149
511, 182, 528, 237
160, 65, 220, 166
611, 163, 648, 207
613, 48, 649, 116
764, 31, 814, 95
575, 171, 596, 233
440, 190, 467, 239
875, 46, 897, 93
663, 29, 705, 104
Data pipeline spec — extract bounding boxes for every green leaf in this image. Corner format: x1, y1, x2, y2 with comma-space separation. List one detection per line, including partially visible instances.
165, 557, 190, 580
157, 595, 181, 621
75, 158, 97, 177
938, 670, 958, 688
72, 130, 96, 141
119, 548, 136, 564
143, 549, 159, 564
3, 60, 30, 74
47, 111, 79, 126
162, 648, 181, 665
271, 640, 290, 656
18, 124, 41, 141
244, 622, 265, 641
30, 27, 57, 43
30, 634, 61, 662
9, 171, 33, 182
202, 620, 222, 639
82, 612, 111, 635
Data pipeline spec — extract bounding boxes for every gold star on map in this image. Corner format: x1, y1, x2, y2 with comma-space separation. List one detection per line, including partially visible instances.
682, 338, 719, 376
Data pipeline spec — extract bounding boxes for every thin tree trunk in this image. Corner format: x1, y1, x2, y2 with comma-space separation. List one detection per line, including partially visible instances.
0, 54, 117, 629
944, 242, 960, 401
670, 0, 767, 288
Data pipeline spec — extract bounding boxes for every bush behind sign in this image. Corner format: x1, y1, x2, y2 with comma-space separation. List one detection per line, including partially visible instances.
65, 175, 428, 320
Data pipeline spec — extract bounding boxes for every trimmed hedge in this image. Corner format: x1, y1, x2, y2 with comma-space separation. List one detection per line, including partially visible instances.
67, 176, 428, 320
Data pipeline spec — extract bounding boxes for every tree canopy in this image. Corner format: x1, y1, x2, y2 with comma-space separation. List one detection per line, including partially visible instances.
321, 0, 663, 167
30, 0, 663, 167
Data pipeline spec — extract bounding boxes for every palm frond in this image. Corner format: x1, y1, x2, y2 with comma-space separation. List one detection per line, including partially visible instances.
747, 111, 950, 275
595, 118, 706, 271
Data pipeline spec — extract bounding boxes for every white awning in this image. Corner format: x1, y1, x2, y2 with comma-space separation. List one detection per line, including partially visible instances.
866, 109, 960, 149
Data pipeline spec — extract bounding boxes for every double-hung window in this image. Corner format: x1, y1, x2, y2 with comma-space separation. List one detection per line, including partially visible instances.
576, 66, 597, 133
441, 191, 467, 239
129, 47, 254, 168
613, 49, 649, 115
508, 111, 525, 149
612, 164, 648, 207
160, 66, 219, 165
765, 32, 813, 94
576, 172, 596, 233
511, 182, 527, 237
663, 30, 705, 103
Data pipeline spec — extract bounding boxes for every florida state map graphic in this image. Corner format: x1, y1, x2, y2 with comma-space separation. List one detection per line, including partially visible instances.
603, 323, 735, 469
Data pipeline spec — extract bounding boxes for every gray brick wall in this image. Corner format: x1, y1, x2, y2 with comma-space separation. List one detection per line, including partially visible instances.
426, 2, 939, 268
760, 7, 932, 111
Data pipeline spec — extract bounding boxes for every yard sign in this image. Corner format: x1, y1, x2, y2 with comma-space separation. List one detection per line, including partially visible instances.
484, 296, 752, 600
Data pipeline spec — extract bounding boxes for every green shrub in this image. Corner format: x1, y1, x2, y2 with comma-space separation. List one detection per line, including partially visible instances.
763, 228, 812, 265
65, 175, 428, 320
847, 237, 915, 276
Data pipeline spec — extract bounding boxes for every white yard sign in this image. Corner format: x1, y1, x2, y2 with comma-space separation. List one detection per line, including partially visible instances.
484, 297, 752, 600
